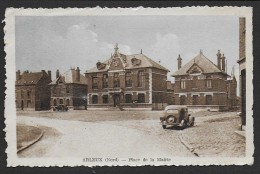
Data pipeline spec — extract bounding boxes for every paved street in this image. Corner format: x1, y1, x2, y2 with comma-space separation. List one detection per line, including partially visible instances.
16, 110, 245, 158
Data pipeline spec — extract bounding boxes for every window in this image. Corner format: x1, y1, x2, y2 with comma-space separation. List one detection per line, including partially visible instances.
103, 95, 108, 104
125, 94, 132, 103
137, 93, 145, 103
180, 79, 186, 89
21, 90, 24, 98
125, 72, 132, 87
114, 73, 120, 87
66, 85, 70, 94
59, 99, 63, 104
92, 95, 98, 104
27, 100, 31, 107
193, 76, 198, 86
138, 70, 145, 87
102, 74, 108, 89
206, 76, 212, 88
53, 99, 57, 106
192, 95, 199, 105
27, 91, 31, 98
92, 75, 98, 89
180, 95, 186, 105
53, 87, 56, 94
205, 95, 212, 105
66, 99, 70, 106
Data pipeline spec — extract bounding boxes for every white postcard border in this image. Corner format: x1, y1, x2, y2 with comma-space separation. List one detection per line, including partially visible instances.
4, 7, 254, 166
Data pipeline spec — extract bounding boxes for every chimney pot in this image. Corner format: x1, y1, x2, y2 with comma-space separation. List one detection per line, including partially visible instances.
16, 70, 21, 80
177, 54, 182, 70
56, 69, 60, 79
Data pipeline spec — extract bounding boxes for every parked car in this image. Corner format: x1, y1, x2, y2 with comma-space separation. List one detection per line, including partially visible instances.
160, 105, 195, 129
53, 104, 68, 112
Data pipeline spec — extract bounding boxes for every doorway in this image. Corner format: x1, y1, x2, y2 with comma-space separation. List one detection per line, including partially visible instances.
113, 94, 120, 107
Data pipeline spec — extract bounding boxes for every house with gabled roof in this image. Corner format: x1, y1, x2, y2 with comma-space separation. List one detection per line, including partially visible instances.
85, 44, 174, 110
15, 70, 52, 111
172, 50, 237, 111
49, 67, 88, 110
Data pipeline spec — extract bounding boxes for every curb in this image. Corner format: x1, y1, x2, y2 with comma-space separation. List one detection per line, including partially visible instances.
17, 130, 44, 153
178, 133, 199, 157
234, 130, 245, 138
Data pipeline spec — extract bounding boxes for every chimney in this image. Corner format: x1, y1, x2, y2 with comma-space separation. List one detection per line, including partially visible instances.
48, 70, 52, 80
217, 50, 222, 69
56, 69, 60, 79
177, 54, 182, 70
16, 70, 21, 80
76, 67, 80, 82
221, 54, 226, 72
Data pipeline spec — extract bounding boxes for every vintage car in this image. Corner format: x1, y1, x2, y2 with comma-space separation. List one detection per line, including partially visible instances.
160, 105, 195, 129
53, 104, 68, 112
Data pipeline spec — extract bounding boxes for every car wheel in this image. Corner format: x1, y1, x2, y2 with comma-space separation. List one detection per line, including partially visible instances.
166, 115, 176, 124
189, 116, 195, 127
162, 125, 167, 129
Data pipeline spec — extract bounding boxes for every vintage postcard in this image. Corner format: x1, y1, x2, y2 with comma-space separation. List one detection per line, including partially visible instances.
4, 7, 253, 166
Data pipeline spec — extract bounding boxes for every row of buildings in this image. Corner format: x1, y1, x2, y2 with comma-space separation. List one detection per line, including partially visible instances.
15, 43, 238, 111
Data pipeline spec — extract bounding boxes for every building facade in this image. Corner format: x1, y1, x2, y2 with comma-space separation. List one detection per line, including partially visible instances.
237, 17, 246, 128
49, 67, 88, 110
85, 44, 173, 110
15, 70, 52, 111
172, 51, 237, 111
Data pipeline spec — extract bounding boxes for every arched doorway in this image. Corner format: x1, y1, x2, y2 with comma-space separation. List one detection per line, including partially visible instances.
66, 99, 70, 106
53, 99, 57, 106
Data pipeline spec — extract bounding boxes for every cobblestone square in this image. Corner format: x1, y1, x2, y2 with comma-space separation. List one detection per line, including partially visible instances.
17, 110, 245, 158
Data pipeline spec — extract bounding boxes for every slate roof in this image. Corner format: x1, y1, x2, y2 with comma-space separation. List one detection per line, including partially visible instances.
16, 72, 44, 85
86, 53, 169, 73
49, 69, 87, 85
172, 52, 228, 76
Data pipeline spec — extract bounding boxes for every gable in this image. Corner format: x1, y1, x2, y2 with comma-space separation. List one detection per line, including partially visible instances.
187, 63, 204, 74
108, 58, 125, 71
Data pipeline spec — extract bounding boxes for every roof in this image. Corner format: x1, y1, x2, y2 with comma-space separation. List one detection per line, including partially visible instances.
16, 71, 45, 85
164, 105, 188, 111
86, 53, 169, 73
172, 52, 228, 76
50, 69, 87, 85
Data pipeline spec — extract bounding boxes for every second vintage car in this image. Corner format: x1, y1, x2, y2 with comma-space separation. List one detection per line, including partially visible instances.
160, 105, 195, 129
53, 104, 68, 112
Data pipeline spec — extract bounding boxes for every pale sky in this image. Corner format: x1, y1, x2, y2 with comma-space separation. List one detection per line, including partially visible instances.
15, 15, 239, 84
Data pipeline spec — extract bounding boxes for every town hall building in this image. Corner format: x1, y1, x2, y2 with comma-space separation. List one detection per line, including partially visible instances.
85, 44, 174, 110
172, 50, 237, 111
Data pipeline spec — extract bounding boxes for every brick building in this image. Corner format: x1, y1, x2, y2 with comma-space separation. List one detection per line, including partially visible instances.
15, 70, 52, 111
85, 44, 173, 110
237, 17, 246, 128
49, 67, 88, 110
172, 50, 237, 111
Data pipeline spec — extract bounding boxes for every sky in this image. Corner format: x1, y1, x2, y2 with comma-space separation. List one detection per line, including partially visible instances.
15, 15, 239, 84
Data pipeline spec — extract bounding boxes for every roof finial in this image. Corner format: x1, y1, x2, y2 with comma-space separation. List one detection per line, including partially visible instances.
114, 43, 119, 57
200, 49, 203, 55
141, 49, 142, 54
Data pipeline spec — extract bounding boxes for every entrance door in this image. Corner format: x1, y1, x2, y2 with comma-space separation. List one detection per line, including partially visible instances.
113, 94, 120, 107
206, 95, 212, 105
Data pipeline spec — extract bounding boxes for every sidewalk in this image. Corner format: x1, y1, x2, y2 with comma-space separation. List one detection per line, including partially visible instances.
181, 112, 245, 157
